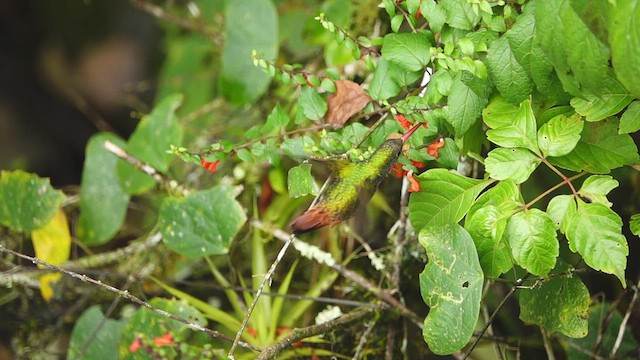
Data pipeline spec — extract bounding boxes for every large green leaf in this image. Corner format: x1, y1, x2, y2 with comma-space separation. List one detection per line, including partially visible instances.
485, 98, 539, 153
116, 94, 184, 194
447, 71, 490, 136
381, 32, 431, 72
368, 58, 421, 101
298, 86, 327, 121
408, 169, 492, 232
610, 0, 640, 99
485, 148, 541, 184
159, 186, 246, 257
219, 0, 278, 104
550, 118, 639, 174
565, 200, 628, 287
570, 74, 633, 122
440, 0, 481, 30
465, 204, 514, 277
77, 133, 130, 246
519, 271, 589, 338
546, 195, 576, 234
467, 179, 523, 222
505, 209, 558, 277
485, 36, 533, 104
287, 164, 317, 198
0, 170, 66, 232
537, 114, 584, 157
68, 306, 124, 360
419, 224, 483, 355
578, 175, 618, 207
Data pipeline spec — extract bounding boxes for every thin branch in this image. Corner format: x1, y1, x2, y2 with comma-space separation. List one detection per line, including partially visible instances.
540, 157, 578, 195
0, 244, 259, 352
353, 319, 378, 360
251, 219, 423, 328
541, 328, 556, 360
524, 172, 586, 209
610, 280, 640, 357
256, 307, 375, 360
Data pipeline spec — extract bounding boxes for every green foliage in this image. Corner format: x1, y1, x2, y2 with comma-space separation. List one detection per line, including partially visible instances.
68, 306, 124, 360
287, 164, 317, 198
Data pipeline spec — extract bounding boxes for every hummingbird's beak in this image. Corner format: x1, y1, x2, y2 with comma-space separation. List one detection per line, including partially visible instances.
401, 122, 426, 143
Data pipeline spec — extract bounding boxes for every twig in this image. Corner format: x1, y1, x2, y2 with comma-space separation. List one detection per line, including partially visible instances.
256, 307, 375, 360
0, 244, 259, 352
251, 220, 423, 328
610, 280, 640, 357
352, 319, 378, 359
524, 172, 586, 209
353, 113, 389, 149
540, 158, 578, 195
541, 328, 556, 360
228, 234, 296, 358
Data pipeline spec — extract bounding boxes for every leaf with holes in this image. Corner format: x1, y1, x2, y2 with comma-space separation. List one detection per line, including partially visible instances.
419, 224, 483, 355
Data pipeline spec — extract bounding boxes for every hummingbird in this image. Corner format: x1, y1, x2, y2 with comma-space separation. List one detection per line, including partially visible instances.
289, 122, 424, 234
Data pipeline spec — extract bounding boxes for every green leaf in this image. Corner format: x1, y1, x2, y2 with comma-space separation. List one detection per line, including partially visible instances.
631, 213, 640, 236
550, 118, 639, 174
570, 74, 633, 122
299, 86, 327, 121
519, 272, 589, 338
565, 200, 628, 287
408, 169, 493, 232
485, 36, 533, 104
420, 0, 446, 33
467, 179, 523, 222
465, 205, 513, 277
117, 94, 184, 194
381, 32, 431, 72
419, 224, 483, 355
546, 195, 576, 233
619, 101, 640, 134
441, 0, 481, 30
505, 209, 558, 277
118, 298, 205, 359
610, 0, 640, 99
578, 175, 619, 207
287, 164, 318, 198
219, 0, 278, 104
368, 58, 421, 101
485, 148, 541, 184
485, 99, 539, 153
77, 134, 130, 246
537, 114, 584, 157
447, 71, 490, 136
0, 170, 66, 232
68, 306, 124, 360
159, 186, 246, 258
565, 302, 639, 359
262, 103, 290, 136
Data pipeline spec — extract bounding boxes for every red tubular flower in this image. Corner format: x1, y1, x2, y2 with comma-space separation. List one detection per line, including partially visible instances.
394, 114, 413, 130
153, 333, 174, 347
201, 158, 221, 173
389, 163, 405, 178
427, 138, 445, 158
129, 338, 142, 353
407, 172, 421, 192
411, 160, 426, 169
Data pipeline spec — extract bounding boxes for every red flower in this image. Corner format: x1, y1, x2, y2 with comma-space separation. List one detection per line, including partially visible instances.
395, 114, 413, 131
201, 158, 221, 173
389, 163, 405, 178
411, 160, 426, 169
247, 327, 258, 338
129, 338, 142, 353
427, 138, 445, 158
154, 333, 174, 347
407, 172, 421, 192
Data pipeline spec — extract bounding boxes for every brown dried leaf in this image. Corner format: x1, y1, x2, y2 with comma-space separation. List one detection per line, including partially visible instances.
325, 80, 371, 129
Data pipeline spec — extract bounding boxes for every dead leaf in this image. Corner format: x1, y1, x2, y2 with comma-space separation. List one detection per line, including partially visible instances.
325, 80, 371, 129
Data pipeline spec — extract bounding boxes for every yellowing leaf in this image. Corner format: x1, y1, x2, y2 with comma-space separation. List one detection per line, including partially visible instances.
31, 209, 71, 301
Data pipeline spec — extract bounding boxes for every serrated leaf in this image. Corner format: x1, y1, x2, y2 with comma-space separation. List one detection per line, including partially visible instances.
0, 170, 66, 232
465, 205, 513, 277
578, 175, 619, 207
287, 164, 317, 198
631, 213, 640, 236
570, 74, 633, 122
537, 114, 584, 157
262, 104, 290, 136
420, 0, 446, 33
118, 298, 205, 359
485, 148, 541, 184
565, 302, 639, 359
381, 32, 431, 72
68, 306, 124, 360
519, 273, 589, 338
467, 179, 523, 222
117, 94, 184, 194
368, 58, 421, 101
550, 118, 639, 174
485, 36, 533, 104
219, 0, 278, 104
610, 0, 640, 99
408, 169, 493, 232
77, 133, 130, 246
31, 210, 70, 301
448, 71, 490, 136
619, 101, 640, 134
546, 195, 576, 234
565, 200, 628, 287
419, 224, 483, 355
299, 86, 327, 121
159, 186, 246, 258
441, 0, 481, 30
485, 99, 539, 153
505, 209, 558, 277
